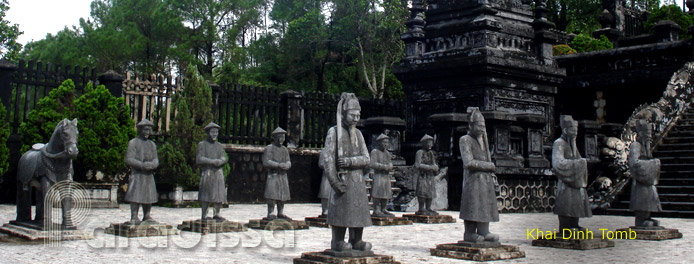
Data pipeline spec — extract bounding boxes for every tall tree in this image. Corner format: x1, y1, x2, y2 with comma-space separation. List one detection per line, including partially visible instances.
20, 26, 92, 67
0, 0, 22, 61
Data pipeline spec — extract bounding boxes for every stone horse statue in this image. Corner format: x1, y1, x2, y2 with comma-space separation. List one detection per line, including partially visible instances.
15, 118, 79, 229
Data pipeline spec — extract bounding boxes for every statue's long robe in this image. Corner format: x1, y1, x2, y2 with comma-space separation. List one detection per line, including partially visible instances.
459, 134, 499, 222
628, 141, 662, 212
262, 144, 291, 201
125, 137, 159, 204
323, 126, 372, 227
197, 140, 227, 203
370, 149, 392, 199
551, 138, 591, 218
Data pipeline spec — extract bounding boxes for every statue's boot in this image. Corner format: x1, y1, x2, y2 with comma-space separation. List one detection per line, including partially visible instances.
278, 214, 292, 221
331, 227, 351, 251
142, 204, 157, 223
348, 227, 371, 251
425, 198, 439, 215
649, 218, 659, 226
62, 195, 76, 229
464, 221, 485, 242
265, 214, 278, 220
213, 215, 227, 222
477, 222, 499, 242
129, 203, 141, 225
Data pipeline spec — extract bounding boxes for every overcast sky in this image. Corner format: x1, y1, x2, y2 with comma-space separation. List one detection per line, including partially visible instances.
4, 0, 689, 47
5, 0, 93, 46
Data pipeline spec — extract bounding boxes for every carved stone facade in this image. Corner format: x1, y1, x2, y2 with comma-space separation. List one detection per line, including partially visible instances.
395, 0, 565, 211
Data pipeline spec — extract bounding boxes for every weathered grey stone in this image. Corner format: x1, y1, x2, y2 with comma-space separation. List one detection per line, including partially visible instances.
105, 222, 179, 237
431, 243, 525, 261
263, 127, 292, 220
294, 251, 400, 264
0, 223, 93, 241
125, 119, 159, 223
178, 219, 247, 234
247, 219, 308, 231
615, 227, 682, 240
403, 214, 456, 224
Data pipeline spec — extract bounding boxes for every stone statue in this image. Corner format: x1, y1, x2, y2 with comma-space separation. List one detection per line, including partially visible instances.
459, 107, 499, 242
414, 134, 440, 216
552, 115, 591, 233
16, 118, 79, 228
125, 119, 159, 224
629, 119, 662, 227
322, 93, 372, 253
370, 133, 394, 218
262, 127, 292, 220
197, 122, 228, 221
318, 147, 331, 217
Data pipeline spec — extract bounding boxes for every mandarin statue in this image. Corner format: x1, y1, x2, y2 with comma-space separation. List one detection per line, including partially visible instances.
552, 115, 591, 233
458, 107, 499, 242
124, 119, 159, 224
196, 122, 228, 221
414, 134, 440, 216
262, 127, 292, 220
629, 119, 662, 227
322, 93, 372, 254
370, 134, 394, 217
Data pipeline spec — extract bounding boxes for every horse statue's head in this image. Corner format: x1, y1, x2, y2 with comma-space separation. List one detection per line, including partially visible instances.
52, 118, 79, 159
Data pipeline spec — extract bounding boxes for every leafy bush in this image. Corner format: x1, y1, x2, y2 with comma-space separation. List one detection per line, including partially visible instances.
19, 79, 135, 181
73, 83, 136, 180
552, 44, 578, 56
569, 34, 613, 53
0, 102, 9, 178
19, 79, 75, 154
645, 5, 692, 39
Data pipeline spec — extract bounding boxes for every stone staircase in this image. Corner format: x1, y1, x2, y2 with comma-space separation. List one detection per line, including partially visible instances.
606, 110, 694, 218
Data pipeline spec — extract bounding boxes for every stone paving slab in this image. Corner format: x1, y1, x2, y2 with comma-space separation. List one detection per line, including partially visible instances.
0, 203, 693, 263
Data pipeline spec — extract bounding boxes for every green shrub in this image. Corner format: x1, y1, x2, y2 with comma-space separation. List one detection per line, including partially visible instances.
73, 83, 136, 181
19, 79, 75, 154
569, 34, 613, 53
19, 79, 135, 182
645, 4, 693, 39
0, 102, 10, 178
553, 44, 578, 56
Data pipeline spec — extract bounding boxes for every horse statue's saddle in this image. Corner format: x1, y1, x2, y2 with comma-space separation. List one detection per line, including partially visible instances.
18, 143, 53, 190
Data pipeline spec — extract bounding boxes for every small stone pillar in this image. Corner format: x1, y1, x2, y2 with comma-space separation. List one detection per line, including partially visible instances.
97, 70, 125, 98
577, 120, 601, 166
427, 113, 468, 166
533, 0, 559, 65
518, 114, 549, 168
484, 111, 524, 168
654, 20, 681, 43
280, 90, 303, 148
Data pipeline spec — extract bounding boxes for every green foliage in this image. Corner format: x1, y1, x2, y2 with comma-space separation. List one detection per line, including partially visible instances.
645, 4, 692, 39
19, 79, 136, 181
157, 63, 214, 189
20, 26, 92, 67
0, 101, 9, 177
72, 83, 136, 180
569, 34, 613, 53
0, 0, 22, 61
19, 79, 76, 154
546, 0, 601, 35
552, 44, 578, 56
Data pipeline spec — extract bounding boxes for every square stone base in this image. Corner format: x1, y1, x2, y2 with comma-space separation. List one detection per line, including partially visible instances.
293, 251, 400, 264
532, 236, 615, 250
615, 227, 683, 240
304, 216, 329, 228
178, 219, 247, 234
430, 243, 525, 261
371, 216, 413, 226
403, 214, 456, 224
247, 219, 309, 231
105, 222, 179, 237
0, 223, 93, 241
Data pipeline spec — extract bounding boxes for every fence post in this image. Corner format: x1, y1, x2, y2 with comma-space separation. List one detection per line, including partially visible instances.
97, 70, 125, 97
208, 81, 221, 121
0, 59, 17, 121
281, 90, 303, 148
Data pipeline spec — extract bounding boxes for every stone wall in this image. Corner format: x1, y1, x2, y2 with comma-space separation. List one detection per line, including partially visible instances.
224, 144, 321, 203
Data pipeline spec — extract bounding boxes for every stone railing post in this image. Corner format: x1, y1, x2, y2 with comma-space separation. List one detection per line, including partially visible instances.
208, 81, 221, 121
654, 20, 681, 43
97, 70, 125, 98
280, 90, 303, 148
0, 59, 17, 123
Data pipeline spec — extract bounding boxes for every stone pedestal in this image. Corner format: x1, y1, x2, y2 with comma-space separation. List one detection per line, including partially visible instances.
294, 251, 400, 264
0, 222, 93, 241
403, 214, 456, 224
371, 216, 413, 226
105, 222, 179, 237
532, 235, 615, 250
304, 216, 329, 228
247, 219, 309, 231
178, 219, 247, 234
430, 241, 525, 261
615, 226, 683, 240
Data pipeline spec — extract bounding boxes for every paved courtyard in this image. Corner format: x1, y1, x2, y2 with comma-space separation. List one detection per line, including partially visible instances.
0, 203, 692, 263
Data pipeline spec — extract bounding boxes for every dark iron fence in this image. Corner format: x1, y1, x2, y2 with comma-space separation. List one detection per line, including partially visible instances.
216, 84, 282, 145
